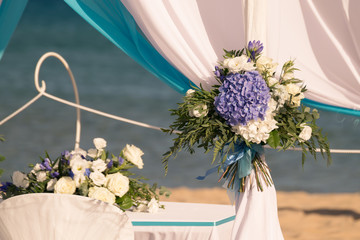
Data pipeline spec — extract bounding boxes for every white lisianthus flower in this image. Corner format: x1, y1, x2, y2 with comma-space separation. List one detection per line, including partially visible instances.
54, 177, 76, 194
87, 148, 103, 158
12, 171, 29, 188
147, 198, 160, 213
122, 144, 144, 169
256, 56, 278, 75
36, 171, 47, 182
46, 178, 57, 191
70, 148, 87, 158
70, 158, 89, 176
88, 187, 116, 204
31, 163, 42, 175
186, 89, 195, 97
91, 159, 107, 173
33, 163, 42, 171
133, 202, 148, 212
286, 83, 304, 107
189, 104, 208, 118
93, 138, 107, 150
268, 77, 278, 87
73, 173, 86, 188
224, 55, 255, 73
299, 124, 312, 142
105, 172, 129, 197
90, 171, 106, 186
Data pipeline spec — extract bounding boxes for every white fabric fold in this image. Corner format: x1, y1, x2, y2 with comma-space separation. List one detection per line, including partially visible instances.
122, 0, 360, 111
230, 168, 284, 240
0, 193, 134, 240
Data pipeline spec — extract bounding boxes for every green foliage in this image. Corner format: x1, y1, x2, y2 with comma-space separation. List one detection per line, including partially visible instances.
162, 85, 238, 173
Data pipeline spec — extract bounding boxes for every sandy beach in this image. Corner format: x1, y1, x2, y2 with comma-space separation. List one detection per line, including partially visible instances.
160, 188, 360, 240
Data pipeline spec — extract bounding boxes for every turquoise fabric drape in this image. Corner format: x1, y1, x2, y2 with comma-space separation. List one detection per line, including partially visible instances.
64, 0, 193, 94
0, 0, 28, 60
302, 98, 360, 117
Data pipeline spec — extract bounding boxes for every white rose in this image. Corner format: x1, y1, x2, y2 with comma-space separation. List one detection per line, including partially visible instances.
93, 138, 107, 150
122, 144, 144, 169
105, 172, 129, 197
12, 171, 29, 188
54, 177, 76, 194
186, 89, 195, 97
286, 83, 304, 107
256, 56, 278, 75
91, 159, 107, 173
88, 187, 116, 204
147, 198, 160, 213
90, 171, 106, 186
299, 125, 312, 142
225, 55, 255, 73
189, 104, 208, 118
46, 178, 57, 191
36, 171, 47, 182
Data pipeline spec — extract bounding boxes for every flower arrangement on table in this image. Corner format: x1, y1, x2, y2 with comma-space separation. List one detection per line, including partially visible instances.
0, 138, 170, 212
162, 41, 331, 192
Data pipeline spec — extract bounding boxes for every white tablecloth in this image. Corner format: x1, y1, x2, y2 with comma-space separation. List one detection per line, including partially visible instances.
127, 202, 235, 240
0, 193, 134, 240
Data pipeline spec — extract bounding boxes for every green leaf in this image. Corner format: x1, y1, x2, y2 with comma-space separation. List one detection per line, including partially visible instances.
0, 155, 5, 162
267, 130, 280, 149
118, 195, 133, 210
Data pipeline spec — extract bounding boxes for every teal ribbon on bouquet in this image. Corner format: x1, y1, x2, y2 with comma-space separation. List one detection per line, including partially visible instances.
196, 141, 264, 182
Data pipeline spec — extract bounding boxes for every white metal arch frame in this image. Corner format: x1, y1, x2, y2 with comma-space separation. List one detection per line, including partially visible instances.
0, 52, 359, 154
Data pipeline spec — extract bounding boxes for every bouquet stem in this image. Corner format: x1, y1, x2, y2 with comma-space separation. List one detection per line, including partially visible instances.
219, 153, 273, 192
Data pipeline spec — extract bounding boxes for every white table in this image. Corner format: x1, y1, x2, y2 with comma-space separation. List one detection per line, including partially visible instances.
127, 202, 235, 240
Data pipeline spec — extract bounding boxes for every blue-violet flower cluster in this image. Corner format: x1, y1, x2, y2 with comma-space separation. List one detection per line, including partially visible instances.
214, 71, 270, 126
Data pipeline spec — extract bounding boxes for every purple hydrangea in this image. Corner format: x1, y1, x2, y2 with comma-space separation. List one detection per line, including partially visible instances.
214, 71, 270, 126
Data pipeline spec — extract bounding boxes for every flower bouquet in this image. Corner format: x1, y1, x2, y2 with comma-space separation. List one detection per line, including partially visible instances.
0, 138, 170, 212
162, 41, 331, 192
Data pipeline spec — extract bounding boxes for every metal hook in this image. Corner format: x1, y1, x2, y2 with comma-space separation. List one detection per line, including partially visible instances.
34, 52, 82, 150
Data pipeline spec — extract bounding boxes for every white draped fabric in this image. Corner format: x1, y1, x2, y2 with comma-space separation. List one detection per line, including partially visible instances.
231, 168, 284, 240
121, 0, 360, 111
0, 193, 134, 240
267, 0, 360, 111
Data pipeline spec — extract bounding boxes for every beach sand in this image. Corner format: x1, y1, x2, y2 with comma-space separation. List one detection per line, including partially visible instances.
160, 188, 360, 240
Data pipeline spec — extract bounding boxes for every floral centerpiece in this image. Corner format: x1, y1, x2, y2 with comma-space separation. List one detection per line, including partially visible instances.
162, 41, 331, 192
0, 138, 170, 212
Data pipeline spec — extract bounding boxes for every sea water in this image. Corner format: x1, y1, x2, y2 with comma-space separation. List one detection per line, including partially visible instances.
0, 0, 359, 192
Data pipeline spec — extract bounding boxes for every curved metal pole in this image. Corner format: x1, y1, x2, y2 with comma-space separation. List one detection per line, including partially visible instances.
34, 52, 81, 150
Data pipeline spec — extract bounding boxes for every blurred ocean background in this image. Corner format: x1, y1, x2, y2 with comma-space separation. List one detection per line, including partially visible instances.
0, 0, 359, 193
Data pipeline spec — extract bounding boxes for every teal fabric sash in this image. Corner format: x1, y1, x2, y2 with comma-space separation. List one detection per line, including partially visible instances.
197, 142, 263, 187
0, 0, 28, 60
64, 0, 193, 94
